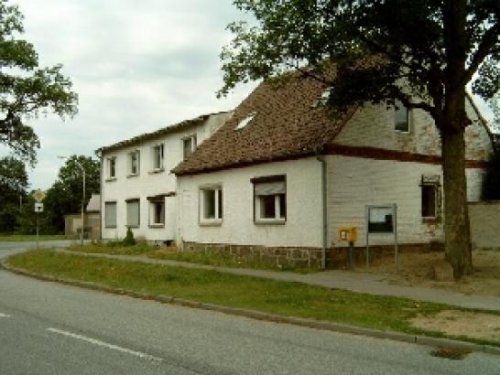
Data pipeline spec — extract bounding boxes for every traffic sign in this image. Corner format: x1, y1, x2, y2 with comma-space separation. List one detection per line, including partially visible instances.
34, 202, 44, 213
33, 190, 46, 203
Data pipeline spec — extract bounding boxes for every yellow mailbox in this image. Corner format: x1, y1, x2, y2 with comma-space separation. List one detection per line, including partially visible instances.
338, 226, 358, 243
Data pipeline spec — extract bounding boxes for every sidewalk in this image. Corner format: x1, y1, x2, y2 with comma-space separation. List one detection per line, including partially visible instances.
57, 249, 500, 311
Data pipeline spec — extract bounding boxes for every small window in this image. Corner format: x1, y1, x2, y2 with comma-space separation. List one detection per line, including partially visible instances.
313, 88, 332, 107
104, 202, 117, 228
200, 186, 223, 224
128, 150, 140, 176
394, 99, 409, 132
235, 112, 256, 130
252, 175, 286, 224
152, 144, 164, 171
182, 135, 197, 160
107, 157, 116, 179
149, 198, 164, 226
421, 175, 440, 220
126, 199, 140, 228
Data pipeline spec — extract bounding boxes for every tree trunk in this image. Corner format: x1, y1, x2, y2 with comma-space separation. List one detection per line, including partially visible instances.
441, 124, 473, 279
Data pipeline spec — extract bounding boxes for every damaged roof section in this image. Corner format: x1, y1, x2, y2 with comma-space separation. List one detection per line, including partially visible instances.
173, 72, 356, 176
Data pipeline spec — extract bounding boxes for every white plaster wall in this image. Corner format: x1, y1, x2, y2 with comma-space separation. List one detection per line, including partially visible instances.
101, 113, 230, 241
326, 155, 487, 247
335, 102, 493, 159
177, 157, 323, 248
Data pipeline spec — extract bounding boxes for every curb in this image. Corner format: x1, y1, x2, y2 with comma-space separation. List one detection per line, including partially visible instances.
2, 259, 499, 356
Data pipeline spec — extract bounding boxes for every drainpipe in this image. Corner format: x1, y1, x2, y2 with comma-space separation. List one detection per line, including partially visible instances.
316, 155, 328, 269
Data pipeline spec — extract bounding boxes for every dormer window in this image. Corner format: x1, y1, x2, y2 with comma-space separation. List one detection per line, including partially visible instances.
313, 88, 332, 107
235, 112, 256, 130
394, 99, 410, 132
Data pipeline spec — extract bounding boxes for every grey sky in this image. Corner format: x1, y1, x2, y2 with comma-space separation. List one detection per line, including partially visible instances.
7, 0, 254, 190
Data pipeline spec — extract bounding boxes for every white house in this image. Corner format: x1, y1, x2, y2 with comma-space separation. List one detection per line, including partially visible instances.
173, 74, 495, 268
97, 111, 232, 243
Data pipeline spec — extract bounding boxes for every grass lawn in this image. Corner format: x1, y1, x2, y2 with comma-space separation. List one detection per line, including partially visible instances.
0, 234, 70, 242
68, 243, 317, 272
7, 249, 499, 346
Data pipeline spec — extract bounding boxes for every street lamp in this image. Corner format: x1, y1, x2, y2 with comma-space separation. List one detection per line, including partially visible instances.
58, 156, 86, 246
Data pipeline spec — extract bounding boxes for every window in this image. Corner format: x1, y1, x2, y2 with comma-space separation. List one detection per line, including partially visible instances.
104, 202, 117, 228
148, 197, 165, 226
252, 175, 286, 224
128, 150, 140, 176
394, 99, 409, 132
152, 144, 164, 171
313, 88, 332, 107
421, 175, 440, 219
235, 112, 256, 130
200, 186, 223, 224
126, 199, 140, 228
107, 157, 116, 179
182, 135, 197, 160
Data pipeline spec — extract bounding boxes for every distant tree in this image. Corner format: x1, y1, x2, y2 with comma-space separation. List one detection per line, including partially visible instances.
0, 0, 78, 165
43, 155, 100, 233
220, 0, 499, 279
0, 156, 28, 232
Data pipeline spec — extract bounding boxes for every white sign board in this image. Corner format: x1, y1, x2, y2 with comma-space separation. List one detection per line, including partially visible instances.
34, 202, 44, 213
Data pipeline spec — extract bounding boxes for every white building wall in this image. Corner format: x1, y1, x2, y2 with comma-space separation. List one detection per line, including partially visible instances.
177, 157, 324, 248
101, 113, 230, 241
326, 155, 486, 247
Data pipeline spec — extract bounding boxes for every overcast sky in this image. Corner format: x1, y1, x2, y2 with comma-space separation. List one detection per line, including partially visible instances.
5, 0, 255, 190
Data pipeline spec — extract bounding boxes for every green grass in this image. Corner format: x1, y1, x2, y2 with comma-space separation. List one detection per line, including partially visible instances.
9, 249, 500, 346
68, 242, 156, 256
0, 234, 70, 242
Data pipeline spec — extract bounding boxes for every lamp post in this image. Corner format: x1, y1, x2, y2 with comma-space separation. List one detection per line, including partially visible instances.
58, 156, 86, 246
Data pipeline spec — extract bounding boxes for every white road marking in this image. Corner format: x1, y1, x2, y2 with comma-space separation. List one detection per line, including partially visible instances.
0, 312, 11, 318
47, 328, 163, 362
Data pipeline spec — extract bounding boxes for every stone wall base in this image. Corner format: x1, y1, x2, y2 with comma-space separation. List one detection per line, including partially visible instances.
181, 242, 441, 269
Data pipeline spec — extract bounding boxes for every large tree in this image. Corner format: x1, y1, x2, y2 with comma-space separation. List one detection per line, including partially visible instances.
0, 0, 77, 165
219, 0, 499, 279
43, 155, 100, 233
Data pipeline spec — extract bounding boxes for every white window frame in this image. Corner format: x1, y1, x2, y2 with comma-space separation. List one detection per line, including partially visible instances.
126, 199, 140, 228
394, 99, 410, 133
148, 198, 165, 227
128, 150, 140, 177
182, 134, 197, 160
252, 175, 286, 225
104, 201, 117, 228
107, 157, 116, 180
199, 185, 223, 226
151, 143, 164, 172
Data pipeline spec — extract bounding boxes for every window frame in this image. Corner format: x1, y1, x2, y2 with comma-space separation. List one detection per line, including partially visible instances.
106, 157, 117, 180
148, 197, 165, 228
251, 175, 287, 225
394, 99, 410, 133
151, 143, 165, 172
420, 175, 441, 222
127, 150, 140, 177
199, 185, 223, 226
182, 134, 197, 160
104, 201, 117, 228
125, 198, 140, 228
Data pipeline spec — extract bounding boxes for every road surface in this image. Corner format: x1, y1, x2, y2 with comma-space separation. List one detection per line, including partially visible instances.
1, 242, 498, 374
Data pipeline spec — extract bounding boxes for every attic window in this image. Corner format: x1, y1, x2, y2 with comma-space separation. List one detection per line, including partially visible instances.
235, 112, 256, 130
313, 88, 332, 107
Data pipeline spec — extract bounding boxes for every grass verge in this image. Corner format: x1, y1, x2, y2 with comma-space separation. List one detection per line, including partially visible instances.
7, 249, 500, 348
0, 234, 70, 242
69, 243, 317, 273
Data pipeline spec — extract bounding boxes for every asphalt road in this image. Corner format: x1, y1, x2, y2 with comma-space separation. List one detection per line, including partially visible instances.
1, 243, 499, 374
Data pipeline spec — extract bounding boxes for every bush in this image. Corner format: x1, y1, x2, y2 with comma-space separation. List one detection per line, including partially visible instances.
122, 226, 136, 246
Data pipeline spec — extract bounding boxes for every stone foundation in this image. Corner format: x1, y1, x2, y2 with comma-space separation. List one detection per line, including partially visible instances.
181, 242, 324, 269
181, 242, 440, 269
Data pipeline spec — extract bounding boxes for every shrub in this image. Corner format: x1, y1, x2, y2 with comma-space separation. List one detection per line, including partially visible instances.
122, 226, 136, 246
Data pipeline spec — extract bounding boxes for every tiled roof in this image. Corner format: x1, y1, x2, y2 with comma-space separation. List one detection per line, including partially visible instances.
96, 111, 230, 154
173, 73, 355, 176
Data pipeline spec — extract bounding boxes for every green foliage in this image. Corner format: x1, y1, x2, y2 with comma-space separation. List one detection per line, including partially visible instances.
0, 0, 78, 165
42, 155, 100, 234
122, 226, 136, 246
0, 156, 28, 233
